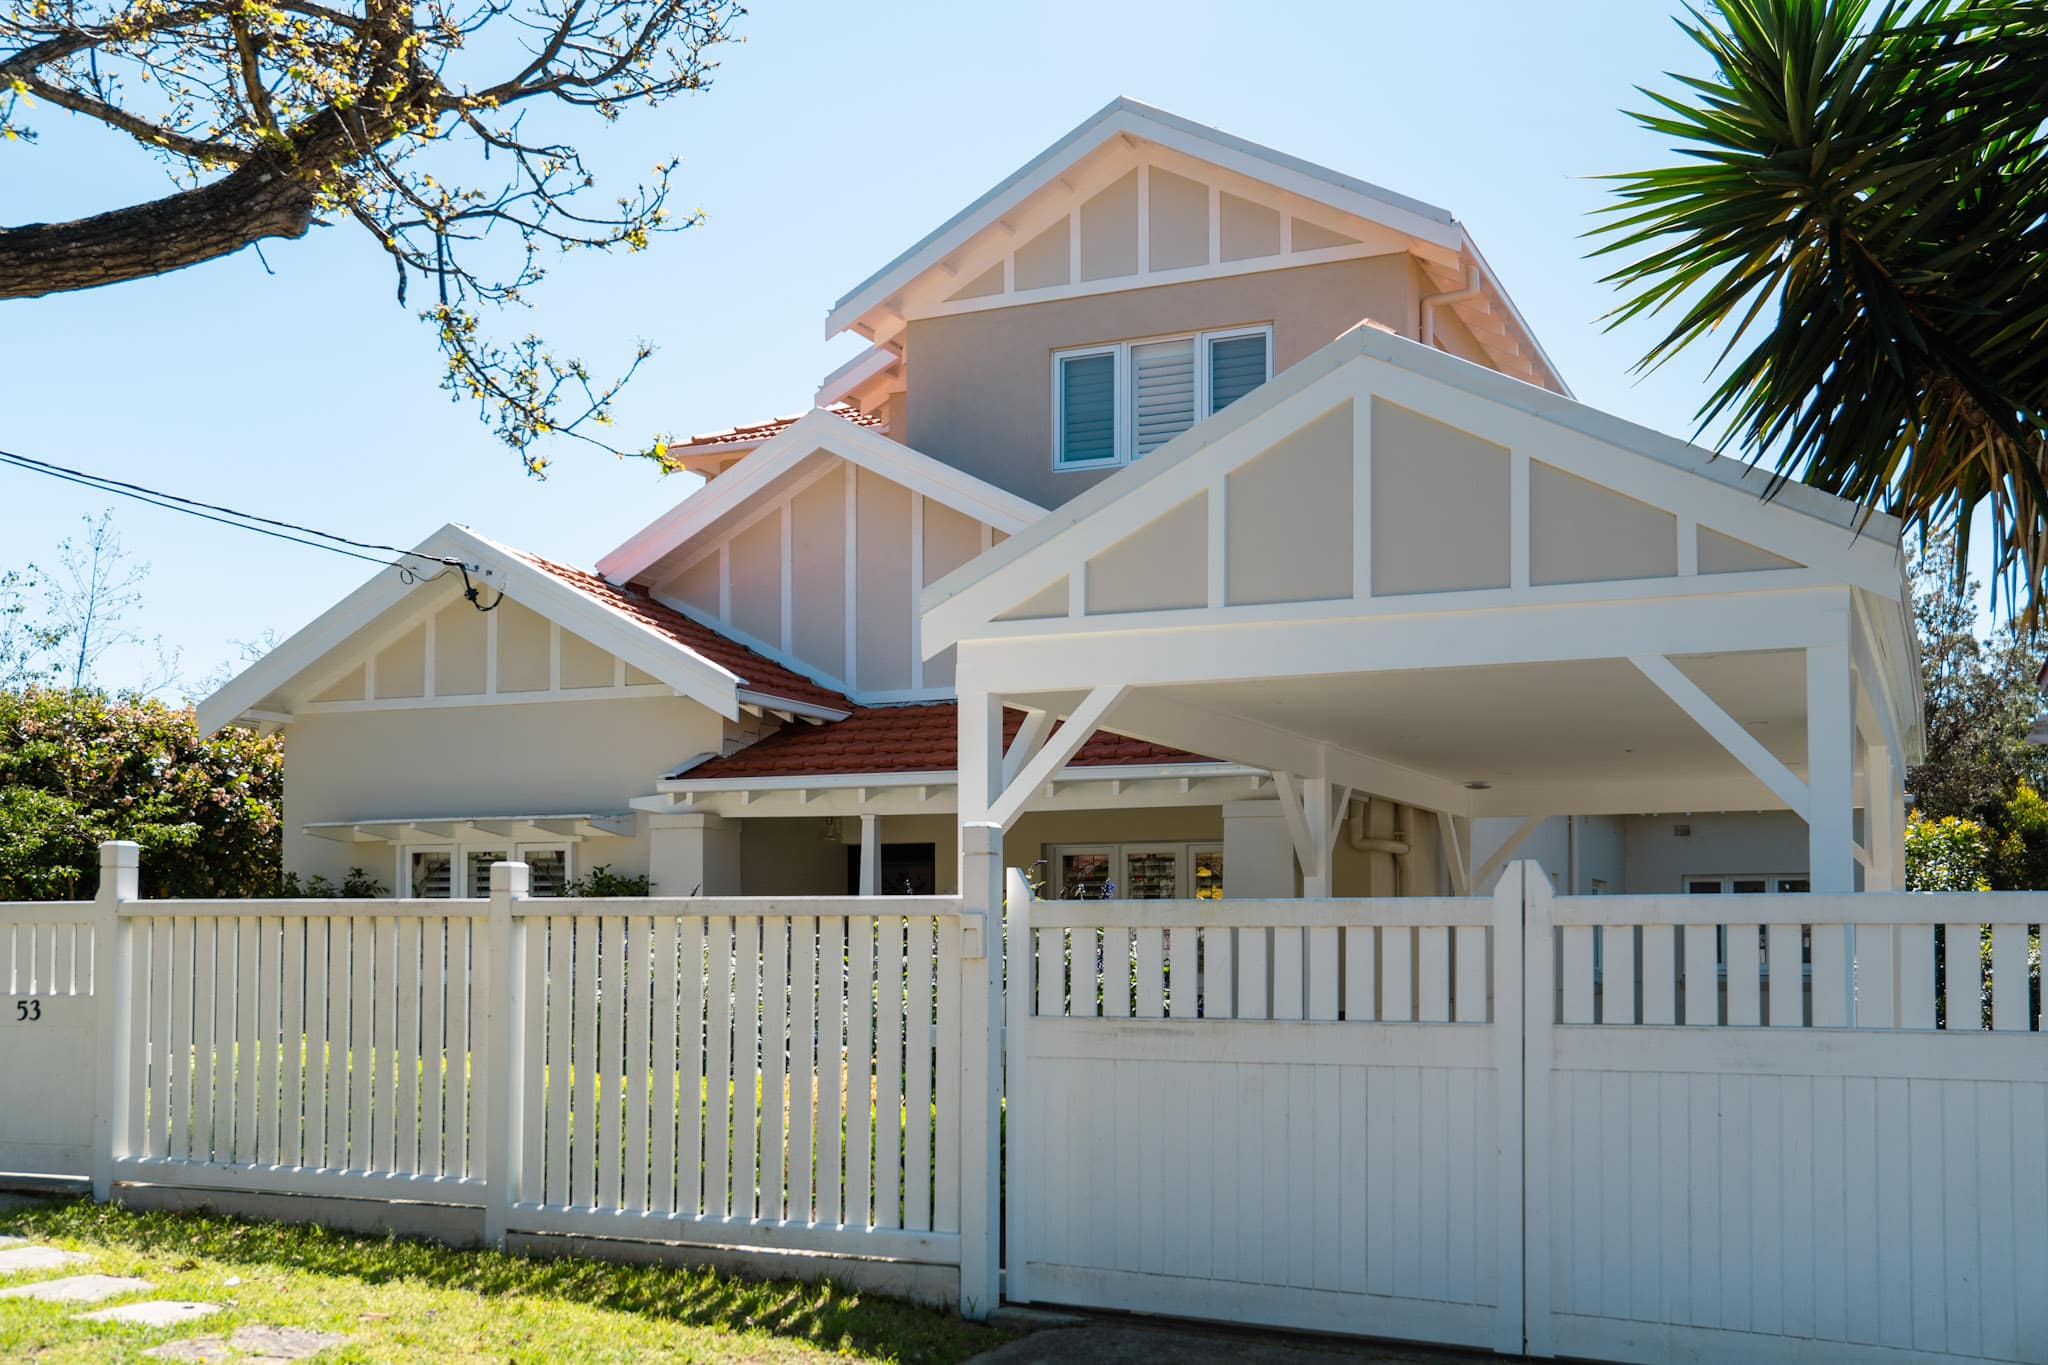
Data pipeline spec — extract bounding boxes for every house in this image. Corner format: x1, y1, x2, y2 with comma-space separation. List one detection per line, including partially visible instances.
199, 98, 1921, 900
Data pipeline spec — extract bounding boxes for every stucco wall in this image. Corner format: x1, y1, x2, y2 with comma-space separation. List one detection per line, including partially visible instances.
1618, 810, 1814, 894
281, 695, 721, 887
903, 255, 1416, 508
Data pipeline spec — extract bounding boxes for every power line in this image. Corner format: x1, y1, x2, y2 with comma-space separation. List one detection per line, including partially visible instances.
0, 445, 470, 576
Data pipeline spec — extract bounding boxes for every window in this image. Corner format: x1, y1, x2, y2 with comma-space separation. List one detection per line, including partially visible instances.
1053, 325, 1271, 469
1046, 842, 1224, 899
402, 842, 573, 897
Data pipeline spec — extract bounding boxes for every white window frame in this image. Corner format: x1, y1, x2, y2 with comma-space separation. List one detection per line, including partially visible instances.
1047, 841, 1223, 899
1051, 323, 1273, 472
398, 840, 575, 897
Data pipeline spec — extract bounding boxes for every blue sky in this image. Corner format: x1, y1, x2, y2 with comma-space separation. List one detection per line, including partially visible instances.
0, 2, 1916, 693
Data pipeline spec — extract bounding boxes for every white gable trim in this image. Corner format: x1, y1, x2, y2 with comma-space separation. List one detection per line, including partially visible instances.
922, 323, 1901, 655
197, 523, 764, 735
828, 97, 1462, 341
597, 409, 1046, 586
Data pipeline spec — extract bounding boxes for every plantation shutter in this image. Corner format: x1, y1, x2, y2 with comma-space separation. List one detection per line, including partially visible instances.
1058, 352, 1117, 465
1208, 332, 1269, 413
1130, 338, 1197, 457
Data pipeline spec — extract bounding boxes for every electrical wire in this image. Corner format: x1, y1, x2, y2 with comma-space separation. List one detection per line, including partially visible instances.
0, 445, 469, 576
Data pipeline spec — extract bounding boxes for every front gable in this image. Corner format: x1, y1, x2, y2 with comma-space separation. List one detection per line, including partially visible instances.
827, 98, 1563, 394
923, 323, 1904, 656
596, 413, 1040, 703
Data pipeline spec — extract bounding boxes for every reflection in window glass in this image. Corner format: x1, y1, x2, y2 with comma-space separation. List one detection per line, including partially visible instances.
526, 848, 568, 897
1059, 852, 1111, 899
411, 850, 453, 898
467, 850, 509, 898
1193, 848, 1225, 900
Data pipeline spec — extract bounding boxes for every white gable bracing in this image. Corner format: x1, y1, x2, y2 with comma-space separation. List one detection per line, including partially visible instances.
930, 324, 1921, 899
826, 98, 1564, 393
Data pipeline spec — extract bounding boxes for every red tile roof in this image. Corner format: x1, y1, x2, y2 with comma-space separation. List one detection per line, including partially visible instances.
677, 401, 883, 452
512, 552, 853, 714
677, 702, 1210, 781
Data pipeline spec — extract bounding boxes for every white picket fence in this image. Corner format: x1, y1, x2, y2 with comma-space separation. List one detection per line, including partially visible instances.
5, 841, 2045, 1361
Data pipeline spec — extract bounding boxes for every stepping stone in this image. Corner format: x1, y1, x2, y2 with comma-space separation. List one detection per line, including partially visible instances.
0, 1245, 89, 1274
80, 1299, 220, 1328
145, 1326, 349, 1362
0, 1273, 151, 1302
0, 1236, 25, 1248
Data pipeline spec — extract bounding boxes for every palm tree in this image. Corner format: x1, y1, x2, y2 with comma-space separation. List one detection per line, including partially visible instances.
1592, 0, 2048, 618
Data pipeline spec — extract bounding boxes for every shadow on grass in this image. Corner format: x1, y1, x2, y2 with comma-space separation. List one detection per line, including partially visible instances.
3, 1197, 1003, 1365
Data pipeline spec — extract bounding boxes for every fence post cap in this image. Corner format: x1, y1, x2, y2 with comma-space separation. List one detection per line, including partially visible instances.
489, 860, 530, 895
98, 840, 141, 870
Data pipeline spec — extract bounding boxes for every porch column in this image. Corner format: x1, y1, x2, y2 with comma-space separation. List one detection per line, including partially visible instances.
647, 811, 741, 897
1864, 736, 1905, 891
1224, 799, 1299, 896
1806, 643, 1856, 893
858, 814, 880, 895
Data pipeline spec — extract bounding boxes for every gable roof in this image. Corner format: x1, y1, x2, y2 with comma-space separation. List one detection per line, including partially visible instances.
197, 524, 851, 735
674, 401, 883, 457
510, 552, 852, 714
597, 407, 1047, 586
824, 97, 1564, 393
675, 701, 1208, 782
922, 321, 1907, 651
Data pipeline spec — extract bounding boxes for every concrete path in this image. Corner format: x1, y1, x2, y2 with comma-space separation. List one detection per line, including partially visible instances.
968, 1318, 1516, 1364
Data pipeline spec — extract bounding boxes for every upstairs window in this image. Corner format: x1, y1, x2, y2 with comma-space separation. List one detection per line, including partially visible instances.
1053, 325, 1271, 470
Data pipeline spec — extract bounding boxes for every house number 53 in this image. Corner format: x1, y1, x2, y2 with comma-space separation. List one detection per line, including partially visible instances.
13, 1000, 39, 1022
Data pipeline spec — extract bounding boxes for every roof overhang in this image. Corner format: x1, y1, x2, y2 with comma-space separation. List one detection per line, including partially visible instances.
198, 524, 760, 735
636, 761, 1267, 818
305, 812, 637, 844
828, 97, 1463, 340
597, 408, 1046, 586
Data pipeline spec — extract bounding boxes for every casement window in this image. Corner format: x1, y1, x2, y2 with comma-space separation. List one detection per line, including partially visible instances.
1046, 842, 1225, 899
1053, 325, 1272, 470
402, 843, 571, 897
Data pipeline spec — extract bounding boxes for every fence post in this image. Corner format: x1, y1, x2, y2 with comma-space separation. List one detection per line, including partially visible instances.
1520, 861, 1557, 1358
92, 839, 140, 1203
482, 860, 529, 1250
1002, 867, 1035, 1306
956, 823, 1003, 1320
1490, 859, 1525, 1357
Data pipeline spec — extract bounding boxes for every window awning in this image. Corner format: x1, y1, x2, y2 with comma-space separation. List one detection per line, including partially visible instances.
304, 813, 635, 845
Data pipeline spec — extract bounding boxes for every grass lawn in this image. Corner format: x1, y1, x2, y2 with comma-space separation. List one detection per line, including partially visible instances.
0, 1199, 1009, 1364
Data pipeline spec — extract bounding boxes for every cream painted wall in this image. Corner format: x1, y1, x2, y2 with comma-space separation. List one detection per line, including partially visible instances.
1370, 397, 1511, 595
904, 255, 1417, 508
1619, 810, 1816, 894
1225, 401, 1352, 605
1084, 494, 1207, 614
647, 458, 999, 700
280, 694, 721, 886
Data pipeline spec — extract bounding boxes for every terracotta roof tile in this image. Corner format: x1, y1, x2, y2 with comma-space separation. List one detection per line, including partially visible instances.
512, 552, 852, 713
678, 702, 1210, 781
678, 401, 883, 452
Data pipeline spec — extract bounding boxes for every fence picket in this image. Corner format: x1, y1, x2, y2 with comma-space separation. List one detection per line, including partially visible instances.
819, 915, 846, 1227
520, 914, 546, 1202
1208, 925, 1237, 1020
1381, 926, 1412, 1022
762, 917, 789, 1222
1341, 926, 1372, 1022
625, 917, 652, 1214
1945, 923, 1982, 1030
1602, 926, 1634, 1025
1990, 923, 2025, 1031
279, 917, 304, 1169
1135, 927, 1165, 1018
1271, 927, 1303, 1021
1418, 926, 1451, 1023
790, 916, 815, 1224
1727, 923, 1761, 1026
652, 915, 680, 1217
846, 915, 874, 1228
1899, 924, 1935, 1028
1455, 925, 1487, 1024
397, 916, 422, 1174
1810, 924, 1847, 1028
571, 916, 599, 1208
680, 915, 707, 1216
735, 915, 762, 1220
213, 919, 238, 1162
1678, 925, 1711, 1026
598, 914, 625, 1209
875, 915, 904, 1231
543, 916, 571, 1205
374, 916, 398, 1171
1036, 924, 1062, 1018
1170, 923, 1198, 1019
933, 914, 960, 1234
1767, 923, 1802, 1027
1307, 928, 1340, 1021
1562, 925, 1594, 1024
906, 914, 934, 1231
705, 915, 734, 1218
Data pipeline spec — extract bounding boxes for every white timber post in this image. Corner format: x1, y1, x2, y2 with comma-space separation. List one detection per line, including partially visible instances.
1003, 865, 1035, 1305
92, 839, 140, 1202
482, 859, 529, 1249
1520, 860, 1556, 1358
1806, 642, 1856, 894
957, 821, 1004, 1319
1489, 857, 1526, 1357
859, 814, 881, 896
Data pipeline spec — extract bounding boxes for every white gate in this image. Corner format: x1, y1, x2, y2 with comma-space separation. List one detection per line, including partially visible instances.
1006, 865, 2048, 1364
1004, 871, 1526, 1355
0, 900, 100, 1178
